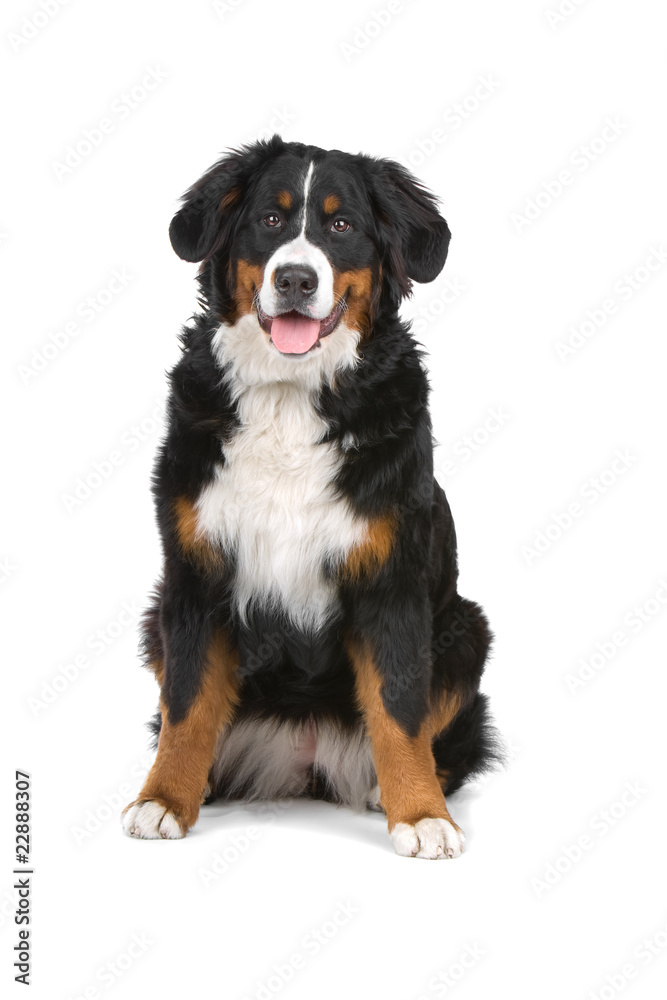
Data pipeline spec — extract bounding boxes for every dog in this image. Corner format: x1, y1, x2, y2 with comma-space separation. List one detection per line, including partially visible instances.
121, 135, 500, 858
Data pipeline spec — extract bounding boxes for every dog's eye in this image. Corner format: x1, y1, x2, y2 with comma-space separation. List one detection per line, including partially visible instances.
263, 214, 282, 229
331, 219, 350, 234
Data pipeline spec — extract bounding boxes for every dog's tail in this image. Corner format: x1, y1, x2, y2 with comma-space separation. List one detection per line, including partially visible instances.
432, 692, 505, 795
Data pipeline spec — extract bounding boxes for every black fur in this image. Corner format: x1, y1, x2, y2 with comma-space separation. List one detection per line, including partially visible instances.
142, 136, 502, 798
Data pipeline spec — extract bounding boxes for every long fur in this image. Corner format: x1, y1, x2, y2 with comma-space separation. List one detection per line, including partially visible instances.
141, 136, 502, 817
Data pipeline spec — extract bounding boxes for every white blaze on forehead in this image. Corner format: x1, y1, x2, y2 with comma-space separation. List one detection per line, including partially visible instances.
299, 160, 315, 234
258, 160, 335, 321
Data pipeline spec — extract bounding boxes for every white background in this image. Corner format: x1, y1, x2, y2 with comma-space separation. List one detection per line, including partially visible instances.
2, 1, 666, 998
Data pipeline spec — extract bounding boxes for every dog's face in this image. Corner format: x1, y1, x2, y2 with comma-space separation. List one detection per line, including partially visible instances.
169, 136, 451, 378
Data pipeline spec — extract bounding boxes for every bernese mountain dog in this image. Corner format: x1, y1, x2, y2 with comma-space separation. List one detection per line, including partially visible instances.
121, 135, 500, 859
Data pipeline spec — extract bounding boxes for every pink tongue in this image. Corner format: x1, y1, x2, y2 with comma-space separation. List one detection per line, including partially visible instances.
271, 313, 321, 354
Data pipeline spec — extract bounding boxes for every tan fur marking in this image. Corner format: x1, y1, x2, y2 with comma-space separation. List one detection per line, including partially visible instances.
125, 631, 239, 833
348, 640, 458, 831
277, 189, 292, 210
333, 266, 375, 336
233, 259, 265, 320
220, 188, 241, 210
174, 497, 222, 572
323, 194, 340, 214
429, 687, 466, 793
427, 688, 463, 737
342, 512, 396, 581
147, 659, 164, 685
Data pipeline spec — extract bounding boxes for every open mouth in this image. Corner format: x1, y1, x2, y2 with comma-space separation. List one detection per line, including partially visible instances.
256, 297, 347, 356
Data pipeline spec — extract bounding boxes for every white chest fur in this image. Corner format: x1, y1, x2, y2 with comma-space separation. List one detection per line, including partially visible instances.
195, 380, 366, 629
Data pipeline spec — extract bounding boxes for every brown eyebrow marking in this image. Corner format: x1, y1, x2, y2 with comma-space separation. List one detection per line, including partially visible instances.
277, 190, 292, 209
323, 194, 340, 214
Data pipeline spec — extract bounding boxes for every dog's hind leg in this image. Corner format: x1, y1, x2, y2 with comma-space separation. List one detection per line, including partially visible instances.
429, 596, 503, 794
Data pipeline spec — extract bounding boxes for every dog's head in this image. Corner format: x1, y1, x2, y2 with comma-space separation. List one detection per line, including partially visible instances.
169, 136, 450, 380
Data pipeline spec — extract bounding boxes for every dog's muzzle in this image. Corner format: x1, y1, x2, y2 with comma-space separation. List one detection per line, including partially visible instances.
256, 296, 347, 355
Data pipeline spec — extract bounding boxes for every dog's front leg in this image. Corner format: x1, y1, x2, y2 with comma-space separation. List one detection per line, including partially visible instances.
348, 634, 464, 860
122, 567, 239, 839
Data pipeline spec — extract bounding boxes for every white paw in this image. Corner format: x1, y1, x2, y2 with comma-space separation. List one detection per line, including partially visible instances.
367, 784, 384, 812
122, 800, 185, 840
391, 818, 465, 859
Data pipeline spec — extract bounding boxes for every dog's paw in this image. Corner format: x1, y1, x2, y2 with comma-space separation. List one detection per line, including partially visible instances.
121, 800, 186, 840
391, 817, 465, 859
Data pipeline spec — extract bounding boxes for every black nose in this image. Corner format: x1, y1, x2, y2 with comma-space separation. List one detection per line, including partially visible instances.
274, 265, 318, 303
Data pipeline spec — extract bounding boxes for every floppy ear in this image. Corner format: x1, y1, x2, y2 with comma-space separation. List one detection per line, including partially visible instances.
365, 157, 451, 299
169, 136, 284, 262
169, 159, 242, 262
